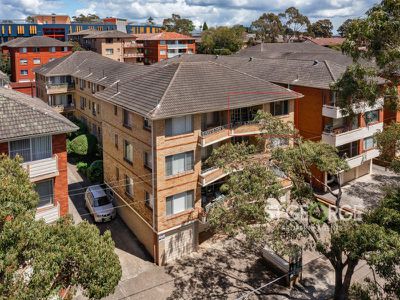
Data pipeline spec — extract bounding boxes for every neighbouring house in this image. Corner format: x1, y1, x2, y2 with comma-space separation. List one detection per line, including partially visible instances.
0, 87, 78, 223
160, 44, 386, 190
35, 51, 300, 264
134, 32, 196, 64
34, 51, 152, 139
69, 30, 144, 63
305, 37, 346, 48
0, 36, 72, 96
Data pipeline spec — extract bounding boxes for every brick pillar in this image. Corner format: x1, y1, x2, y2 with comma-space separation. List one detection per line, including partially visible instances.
0, 142, 8, 155
52, 134, 69, 216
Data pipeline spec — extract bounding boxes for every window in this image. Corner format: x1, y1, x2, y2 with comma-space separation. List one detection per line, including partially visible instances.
124, 140, 133, 163
91, 83, 96, 93
144, 151, 152, 169
33, 47, 40, 52
48, 58, 55, 62
79, 96, 86, 109
114, 134, 118, 149
165, 115, 193, 136
365, 110, 379, 125
160, 50, 166, 55
165, 151, 194, 176
9, 136, 52, 162
105, 38, 113, 44
160, 40, 166, 45
145, 191, 153, 209
114, 105, 118, 116
79, 79, 85, 90
20, 47, 27, 53
125, 175, 134, 197
143, 117, 151, 130
271, 100, 289, 116
63, 46, 68, 52
20, 70, 28, 76
364, 137, 376, 150
19, 59, 28, 65
105, 48, 114, 55
166, 190, 194, 216
33, 58, 41, 65
123, 109, 132, 128
49, 47, 55, 52
116, 167, 119, 180
35, 180, 54, 208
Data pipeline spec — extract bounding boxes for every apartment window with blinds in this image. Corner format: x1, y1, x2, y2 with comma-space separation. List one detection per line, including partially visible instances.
271, 100, 289, 116
364, 137, 376, 150
365, 110, 380, 125
145, 191, 153, 209
144, 151, 152, 169
35, 179, 54, 207
125, 175, 134, 197
20, 59, 28, 65
166, 190, 194, 216
165, 115, 193, 137
124, 140, 133, 164
9, 136, 52, 162
165, 151, 194, 177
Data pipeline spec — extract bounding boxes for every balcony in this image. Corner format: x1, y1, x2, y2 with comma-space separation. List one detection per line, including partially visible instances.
322, 98, 384, 119
167, 44, 188, 50
52, 103, 75, 114
22, 155, 59, 181
321, 123, 383, 147
199, 121, 261, 147
46, 83, 75, 95
199, 167, 226, 187
346, 149, 380, 169
123, 42, 144, 48
35, 203, 60, 224
123, 53, 144, 58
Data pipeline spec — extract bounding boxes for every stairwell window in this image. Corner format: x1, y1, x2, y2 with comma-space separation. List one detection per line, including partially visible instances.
271, 100, 289, 116
165, 115, 193, 137
145, 191, 153, 209
144, 151, 152, 170
165, 151, 194, 177
124, 140, 133, 164
35, 179, 54, 208
125, 175, 134, 197
166, 190, 194, 216
123, 109, 132, 128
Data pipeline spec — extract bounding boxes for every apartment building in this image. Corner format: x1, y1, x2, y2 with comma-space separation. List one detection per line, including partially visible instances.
0, 36, 71, 96
34, 51, 151, 140
32, 14, 71, 25
69, 30, 144, 63
0, 88, 78, 223
160, 47, 385, 189
134, 32, 196, 64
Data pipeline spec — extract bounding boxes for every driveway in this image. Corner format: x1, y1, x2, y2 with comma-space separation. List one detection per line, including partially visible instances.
67, 163, 174, 300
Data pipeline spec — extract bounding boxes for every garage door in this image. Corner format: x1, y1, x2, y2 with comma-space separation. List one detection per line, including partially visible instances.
163, 224, 196, 263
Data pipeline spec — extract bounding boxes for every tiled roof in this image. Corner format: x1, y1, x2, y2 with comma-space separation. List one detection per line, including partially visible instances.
83, 30, 134, 39
34, 51, 155, 86
306, 38, 345, 47
95, 61, 302, 120
134, 32, 194, 41
0, 88, 78, 141
1, 36, 70, 48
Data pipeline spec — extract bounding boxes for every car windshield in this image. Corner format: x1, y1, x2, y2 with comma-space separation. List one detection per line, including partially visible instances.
94, 196, 110, 207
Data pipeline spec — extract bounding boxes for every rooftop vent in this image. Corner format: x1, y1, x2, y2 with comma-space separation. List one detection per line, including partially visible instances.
215, 55, 219, 59
313, 60, 319, 66
249, 57, 253, 61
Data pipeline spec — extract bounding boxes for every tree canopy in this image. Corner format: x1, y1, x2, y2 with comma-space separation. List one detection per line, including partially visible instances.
308, 19, 333, 38
251, 13, 283, 43
162, 14, 195, 35
0, 155, 121, 299
279, 7, 310, 41
197, 26, 244, 55
337, 19, 354, 37
72, 14, 101, 23
206, 111, 400, 300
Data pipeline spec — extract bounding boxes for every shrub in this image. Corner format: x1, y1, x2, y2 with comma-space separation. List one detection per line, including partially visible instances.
87, 160, 103, 183
68, 118, 88, 140
70, 134, 97, 156
66, 139, 73, 154
76, 161, 88, 175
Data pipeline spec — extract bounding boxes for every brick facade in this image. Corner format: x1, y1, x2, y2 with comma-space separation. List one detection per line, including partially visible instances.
52, 134, 69, 216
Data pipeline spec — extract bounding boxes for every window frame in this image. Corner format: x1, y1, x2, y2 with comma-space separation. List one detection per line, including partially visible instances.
166, 190, 194, 216
123, 140, 133, 164
271, 100, 289, 116
165, 151, 194, 177
125, 175, 134, 197
165, 115, 193, 137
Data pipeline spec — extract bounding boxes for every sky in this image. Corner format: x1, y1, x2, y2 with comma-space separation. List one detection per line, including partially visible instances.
0, 0, 380, 32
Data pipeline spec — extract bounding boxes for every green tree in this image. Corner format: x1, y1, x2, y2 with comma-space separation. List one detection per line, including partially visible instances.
25, 16, 34, 23
197, 26, 244, 55
202, 22, 208, 31
375, 122, 400, 173
279, 7, 310, 41
0, 155, 121, 299
206, 112, 400, 300
251, 13, 283, 43
72, 14, 100, 23
162, 14, 195, 35
309, 19, 333, 38
337, 19, 354, 37
71, 41, 84, 52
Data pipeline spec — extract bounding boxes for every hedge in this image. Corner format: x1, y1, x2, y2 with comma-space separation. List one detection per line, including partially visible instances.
87, 160, 103, 183
70, 134, 97, 156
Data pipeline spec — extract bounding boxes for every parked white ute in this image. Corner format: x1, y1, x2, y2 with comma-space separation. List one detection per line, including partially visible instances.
85, 185, 116, 222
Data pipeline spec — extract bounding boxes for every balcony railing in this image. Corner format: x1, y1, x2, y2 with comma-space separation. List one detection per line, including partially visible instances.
46, 83, 75, 94
167, 44, 188, 50
322, 123, 383, 147
346, 149, 380, 169
22, 155, 58, 180
123, 53, 144, 58
199, 121, 261, 147
322, 98, 384, 119
123, 42, 144, 48
52, 103, 75, 113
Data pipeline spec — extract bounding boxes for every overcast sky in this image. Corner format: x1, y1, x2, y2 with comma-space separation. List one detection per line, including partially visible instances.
1, 0, 379, 32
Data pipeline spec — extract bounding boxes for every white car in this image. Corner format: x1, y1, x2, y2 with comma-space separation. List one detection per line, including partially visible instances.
85, 185, 116, 222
